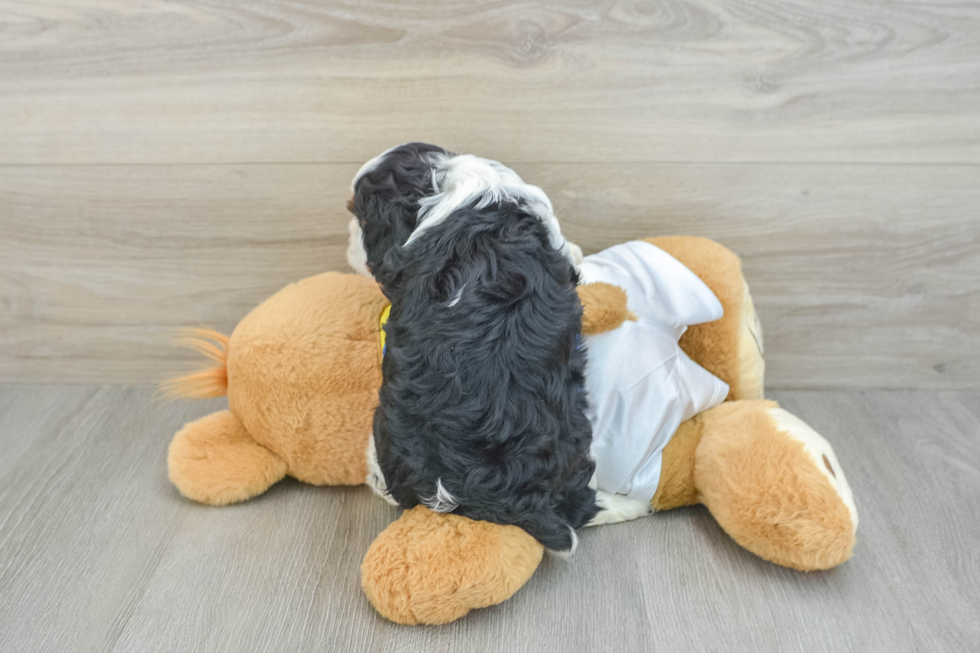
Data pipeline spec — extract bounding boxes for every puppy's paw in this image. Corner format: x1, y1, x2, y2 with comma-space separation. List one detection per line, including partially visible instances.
587, 490, 653, 527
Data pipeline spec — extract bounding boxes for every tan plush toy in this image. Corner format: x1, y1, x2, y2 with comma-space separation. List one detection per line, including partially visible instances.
164, 236, 857, 626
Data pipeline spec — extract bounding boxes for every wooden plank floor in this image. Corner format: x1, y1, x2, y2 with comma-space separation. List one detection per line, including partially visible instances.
0, 385, 977, 652
1, 0, 979, 388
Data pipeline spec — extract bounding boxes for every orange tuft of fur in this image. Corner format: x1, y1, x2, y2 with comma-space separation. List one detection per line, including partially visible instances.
159, 327, 230, 399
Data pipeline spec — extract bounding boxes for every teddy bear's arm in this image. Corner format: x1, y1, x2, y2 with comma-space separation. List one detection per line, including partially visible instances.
577, 282, 636, 335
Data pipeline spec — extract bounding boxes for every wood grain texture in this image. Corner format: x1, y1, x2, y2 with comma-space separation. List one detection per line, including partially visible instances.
1, 0, 978, 386
0, 385, 978, 652
0, 0, 978, 165
2, 163, 978, 388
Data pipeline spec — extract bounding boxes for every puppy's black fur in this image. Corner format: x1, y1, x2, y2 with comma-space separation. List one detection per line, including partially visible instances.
351, 142, 448, 292
350, 144, 597, 551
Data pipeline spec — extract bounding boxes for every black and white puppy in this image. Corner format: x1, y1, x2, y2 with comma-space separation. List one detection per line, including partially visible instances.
348, 143, 596, 553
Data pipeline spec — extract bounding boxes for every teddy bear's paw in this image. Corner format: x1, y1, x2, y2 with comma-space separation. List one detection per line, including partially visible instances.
767, 408, 857, 531
578, 282, 635, 335
361, 506, 544, 625
695, 401, 857, 571
168, 410, 287, 506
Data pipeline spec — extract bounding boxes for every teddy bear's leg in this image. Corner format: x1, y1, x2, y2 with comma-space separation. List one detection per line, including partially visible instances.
655, 400, 857, 571
168, 409, 288, 506
644, 236, 764, 401
360, 506, 544, 625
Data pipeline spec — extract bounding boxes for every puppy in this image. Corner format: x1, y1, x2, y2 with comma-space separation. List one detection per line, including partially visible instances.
348, 143, 596, 553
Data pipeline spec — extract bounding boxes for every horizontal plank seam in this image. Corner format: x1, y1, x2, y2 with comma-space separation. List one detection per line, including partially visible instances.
1, 161, 979, 168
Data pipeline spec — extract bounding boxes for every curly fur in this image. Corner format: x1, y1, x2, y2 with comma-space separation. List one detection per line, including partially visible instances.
349, 143, 597, 551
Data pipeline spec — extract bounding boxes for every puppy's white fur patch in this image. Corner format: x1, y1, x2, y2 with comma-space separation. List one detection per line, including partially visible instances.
349, 146, 583, 271
586, 490, 654, 527
447, 285, 465, 307
346, 217, 372, 278
365, 436, 398, 506
421, 478, 459, 513
409, 153, 580, 266
351, 142, 409, 192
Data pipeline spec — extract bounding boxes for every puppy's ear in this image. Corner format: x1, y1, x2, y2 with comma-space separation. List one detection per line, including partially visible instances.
349, 143, 447, 291
351, 196, 415, 291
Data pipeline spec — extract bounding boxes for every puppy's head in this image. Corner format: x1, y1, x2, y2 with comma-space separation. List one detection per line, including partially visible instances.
348, 142, 581, 290
347, 142, 448, 289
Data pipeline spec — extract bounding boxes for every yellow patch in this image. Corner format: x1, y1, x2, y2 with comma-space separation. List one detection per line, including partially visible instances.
379, 304, 391, 362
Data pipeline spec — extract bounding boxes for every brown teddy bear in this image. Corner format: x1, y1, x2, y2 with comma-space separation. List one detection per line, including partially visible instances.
164, 236, 857, 625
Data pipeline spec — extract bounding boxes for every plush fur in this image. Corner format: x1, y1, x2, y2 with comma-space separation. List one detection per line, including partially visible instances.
349, 143, 597, 552
693, 401, 856, 571
576, 282, 636, 335
166, 272, 388, 504
169, 410, 287, 505
651, 411, 705, 512
361, 506, 543, 625
651, 400, 856, 571
160, 328, 230, 399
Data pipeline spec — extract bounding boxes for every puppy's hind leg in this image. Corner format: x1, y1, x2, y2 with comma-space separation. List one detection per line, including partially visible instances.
586, 490, 654, 527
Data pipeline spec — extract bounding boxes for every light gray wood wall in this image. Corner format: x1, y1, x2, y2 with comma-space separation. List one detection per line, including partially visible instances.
1, 0, 978, 387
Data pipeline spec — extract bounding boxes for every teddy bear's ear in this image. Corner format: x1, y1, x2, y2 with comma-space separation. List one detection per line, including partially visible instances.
577, 282, 635, 336
361, 506, 543, 625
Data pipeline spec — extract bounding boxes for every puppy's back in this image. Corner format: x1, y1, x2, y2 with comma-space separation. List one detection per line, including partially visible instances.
374, 203, 597, 552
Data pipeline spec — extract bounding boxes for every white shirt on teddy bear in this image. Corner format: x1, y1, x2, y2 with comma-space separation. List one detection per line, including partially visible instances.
580, 241, 730, 503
